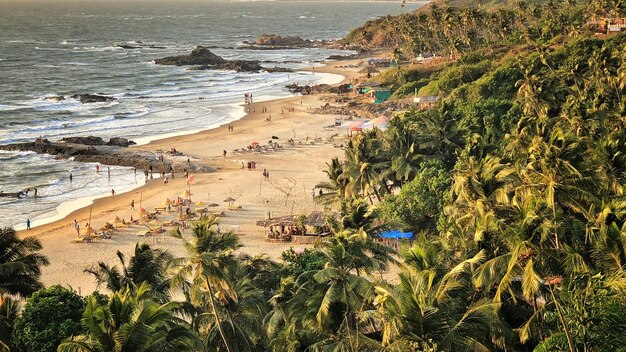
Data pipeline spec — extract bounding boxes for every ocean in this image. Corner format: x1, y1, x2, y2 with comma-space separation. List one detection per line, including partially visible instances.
0, 0, 425, 228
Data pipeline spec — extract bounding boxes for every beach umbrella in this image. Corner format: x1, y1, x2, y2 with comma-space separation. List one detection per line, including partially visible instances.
358, 66, 380, 75
162, 198, 172, 206
224, 197, 236, 207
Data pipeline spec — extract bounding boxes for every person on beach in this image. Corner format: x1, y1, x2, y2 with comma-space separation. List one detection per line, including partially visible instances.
266, 170, 270, 180
69, 173, 73, 182
107, 167, 111, 179
111, 189, 115, 198
267, 114, 272, 121
74, 219, 79, 236
26, 218, 31, 230
223, 150, 227, 158
131, 199, 135, 210
33, 188, 38, 197
96, 164, 100, 173
164, 177, 169, 186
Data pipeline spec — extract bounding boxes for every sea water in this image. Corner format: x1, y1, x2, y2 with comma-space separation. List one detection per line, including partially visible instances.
0, 0, 426, 228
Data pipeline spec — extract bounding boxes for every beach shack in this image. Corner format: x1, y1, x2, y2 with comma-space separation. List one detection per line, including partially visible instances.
372, 90, 391, 104
414, 95, 438, 109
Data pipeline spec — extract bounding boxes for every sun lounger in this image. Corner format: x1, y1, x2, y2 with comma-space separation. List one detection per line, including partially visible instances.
72, 236, 94, 243
137, 229, 151, 237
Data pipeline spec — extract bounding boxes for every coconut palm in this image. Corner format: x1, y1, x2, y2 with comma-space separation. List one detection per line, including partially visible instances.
169, 218, 240, 352
84, 243, 173, 296
0, 227, 49, 297
57, 283, 198, 352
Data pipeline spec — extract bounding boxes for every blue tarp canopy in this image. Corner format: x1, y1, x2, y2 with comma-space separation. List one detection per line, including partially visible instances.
379, 230, 413, 239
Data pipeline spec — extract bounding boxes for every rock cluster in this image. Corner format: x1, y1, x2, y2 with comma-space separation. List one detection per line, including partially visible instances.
154, 46, 263, 72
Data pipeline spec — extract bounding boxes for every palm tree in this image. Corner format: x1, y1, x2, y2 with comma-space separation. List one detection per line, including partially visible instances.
0, 227, 49, 297
315, 157, 349, 206
84, 243, 173, 296
169, 218, 239, 352
58, 283, 198, 352
0, 297, 18, 352
374, 250, 509, 351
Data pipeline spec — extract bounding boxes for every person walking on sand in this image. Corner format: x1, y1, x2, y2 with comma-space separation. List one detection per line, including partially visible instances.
74, 219, 79, 236
111, 189, 115, 198
131, 199, 135, 210
26, 218, 31, 230
223, 150, 227, 158
164, 177, 169, 186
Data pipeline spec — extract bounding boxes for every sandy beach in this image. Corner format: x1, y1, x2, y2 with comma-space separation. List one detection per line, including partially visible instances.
18, 60, 365, 293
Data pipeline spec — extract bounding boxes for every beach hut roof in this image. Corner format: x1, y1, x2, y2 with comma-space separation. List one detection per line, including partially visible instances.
305, 211, 340, 227
256, 215, 298, 227
358, 66, 380, 74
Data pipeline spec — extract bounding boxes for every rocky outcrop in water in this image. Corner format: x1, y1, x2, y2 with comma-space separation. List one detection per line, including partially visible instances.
61, 136, 106, 145
71, 94, 117, 104
116, 43, 166, 49
44, 95, 65, 102
107, 137, 136, 147
0, 140, 210, 173
286, 83, 351, 95
154, 46, 263, 72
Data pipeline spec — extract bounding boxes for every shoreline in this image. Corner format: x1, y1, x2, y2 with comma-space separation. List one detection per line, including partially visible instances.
11, 70, 345, 231
15, 56, 369, 292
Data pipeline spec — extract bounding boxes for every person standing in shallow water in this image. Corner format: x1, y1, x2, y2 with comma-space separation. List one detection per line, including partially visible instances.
26, 218, 31, 230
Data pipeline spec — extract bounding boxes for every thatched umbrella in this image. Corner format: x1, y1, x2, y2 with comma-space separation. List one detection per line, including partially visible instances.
224, 197, 236, 208
207, 203, 219, 208
358, 66, 380, 75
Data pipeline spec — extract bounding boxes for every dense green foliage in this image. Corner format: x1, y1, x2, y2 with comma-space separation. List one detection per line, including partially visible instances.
11, 286, 85, 352
379, 159, 451, 229
2, 1, 626, 351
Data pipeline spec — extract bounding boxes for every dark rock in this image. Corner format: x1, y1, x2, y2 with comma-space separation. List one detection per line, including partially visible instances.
155, 46, 262, 72
116, 44, 141, 49
0, 191, 27, 199
247, 34, 317, 48
286, 83, 351, 95
264, 66, 293, 73
117, 43, 166, 49
44, 95, 65, 102
61, 136, 106, 145
106, 137, 136, 147
155, 46, 226, 66
71, 94, 117, 104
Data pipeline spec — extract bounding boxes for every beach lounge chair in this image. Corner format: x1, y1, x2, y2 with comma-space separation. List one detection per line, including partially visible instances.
137, 229, 151, 237
72, 235, 95, 243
